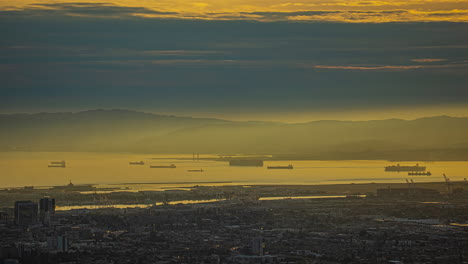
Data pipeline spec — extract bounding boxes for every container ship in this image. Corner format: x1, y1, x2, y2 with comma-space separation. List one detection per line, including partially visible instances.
267, 165, 294, 170
48, 161, 66, 168
385, 164, 426, 172
150, 164, 176, 168
129, 161, 145, 165
51, 180, 95, 192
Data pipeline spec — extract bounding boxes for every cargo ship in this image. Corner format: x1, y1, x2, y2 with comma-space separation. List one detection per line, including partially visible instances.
48, 161, 66, 168
229, 160, 263, 167
150, 164, 176, 168
408, 171, 432, 176
267, 165, 293, 170
51, 180, 95, 192
384, 164, 426, 172
129, 161, 145, 165
188, 169, 204, 172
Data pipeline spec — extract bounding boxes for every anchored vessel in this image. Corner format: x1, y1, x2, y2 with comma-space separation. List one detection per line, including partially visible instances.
129, 161, 145, 165
267, 165, 294, 170
51, 180, 95, 192
48, 161, 66, 168
150, 164, 176, 168
188, 169, 204, 172
385, 164, 426, 172
229, 160, 264, 167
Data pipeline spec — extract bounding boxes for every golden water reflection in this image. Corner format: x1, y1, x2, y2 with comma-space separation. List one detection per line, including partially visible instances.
1, 152, 467, 188
55, 198, 225, 211
56, 195, 367, 211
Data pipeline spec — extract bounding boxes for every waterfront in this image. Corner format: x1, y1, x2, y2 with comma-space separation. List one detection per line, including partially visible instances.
55, 199, 225, 211
55, 195, 368, 211
1, 152, 468, 188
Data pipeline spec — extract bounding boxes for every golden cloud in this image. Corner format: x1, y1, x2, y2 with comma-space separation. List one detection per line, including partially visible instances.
1, 0, 468, 22
313, 63, 468, 70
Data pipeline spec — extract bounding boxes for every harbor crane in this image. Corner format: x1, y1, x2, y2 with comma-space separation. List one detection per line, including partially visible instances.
406, 179, 415, 187
406, 179, 416, 194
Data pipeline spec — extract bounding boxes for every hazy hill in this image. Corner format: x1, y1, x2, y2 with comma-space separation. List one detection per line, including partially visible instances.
1, 110, 468, 160
0, 109, 230, 152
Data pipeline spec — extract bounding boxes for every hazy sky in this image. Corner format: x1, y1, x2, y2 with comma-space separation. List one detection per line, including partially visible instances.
1, 0, 468, 122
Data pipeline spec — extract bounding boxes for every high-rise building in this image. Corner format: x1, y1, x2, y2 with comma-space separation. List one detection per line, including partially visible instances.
39, 197, 55, 225
39, 197, 55, 215
14, 201, 38, 226
57, 236, 69, 252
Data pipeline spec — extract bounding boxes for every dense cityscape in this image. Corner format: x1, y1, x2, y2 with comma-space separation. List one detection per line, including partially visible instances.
2, 181, 468, 264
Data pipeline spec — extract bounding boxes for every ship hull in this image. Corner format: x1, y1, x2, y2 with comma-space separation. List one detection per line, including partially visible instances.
385, 165, 426, 172
49, 160, 66, 168
229, 160, 264, 167
267, 166, 293, 170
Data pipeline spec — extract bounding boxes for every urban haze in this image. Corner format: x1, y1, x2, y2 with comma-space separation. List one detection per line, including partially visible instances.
1, 0, 468, 264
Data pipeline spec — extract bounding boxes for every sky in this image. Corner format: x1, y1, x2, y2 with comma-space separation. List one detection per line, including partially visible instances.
1, 0, 468, 122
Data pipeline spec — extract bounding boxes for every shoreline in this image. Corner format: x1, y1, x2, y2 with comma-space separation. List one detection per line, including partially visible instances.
2, 151, 468, 162
0, 181, 461, 209
1, 180, 461, 192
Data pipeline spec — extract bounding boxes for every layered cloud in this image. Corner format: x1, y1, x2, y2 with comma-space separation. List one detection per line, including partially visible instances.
313, 62, 468, 70
1, 0, 468, 22
1, 1, 468, 117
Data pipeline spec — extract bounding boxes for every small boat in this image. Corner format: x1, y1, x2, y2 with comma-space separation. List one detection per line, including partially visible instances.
129, 161, 145, 165
150, 164, 176, 168
408, 171, 432, 176
188, 169, 204, 172
267, 165, 293, 170
48, 161, 66, 168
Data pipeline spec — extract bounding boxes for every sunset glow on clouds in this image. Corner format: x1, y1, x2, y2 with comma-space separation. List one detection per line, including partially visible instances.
1, 0, 468, 120
1, 0, 468, 22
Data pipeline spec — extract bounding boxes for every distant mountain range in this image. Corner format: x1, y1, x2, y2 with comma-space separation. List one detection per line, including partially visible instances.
1, 109, 468, 160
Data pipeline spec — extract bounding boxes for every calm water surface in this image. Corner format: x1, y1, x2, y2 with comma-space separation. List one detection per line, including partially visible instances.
1, 152, 468, 188
56, 195, 367, 211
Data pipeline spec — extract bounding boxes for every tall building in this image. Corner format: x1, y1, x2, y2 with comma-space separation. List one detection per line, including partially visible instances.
39, 197, 55, 225
57, 236, 69, 252
14, 201, 38, 226
39, 197, 55, 215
